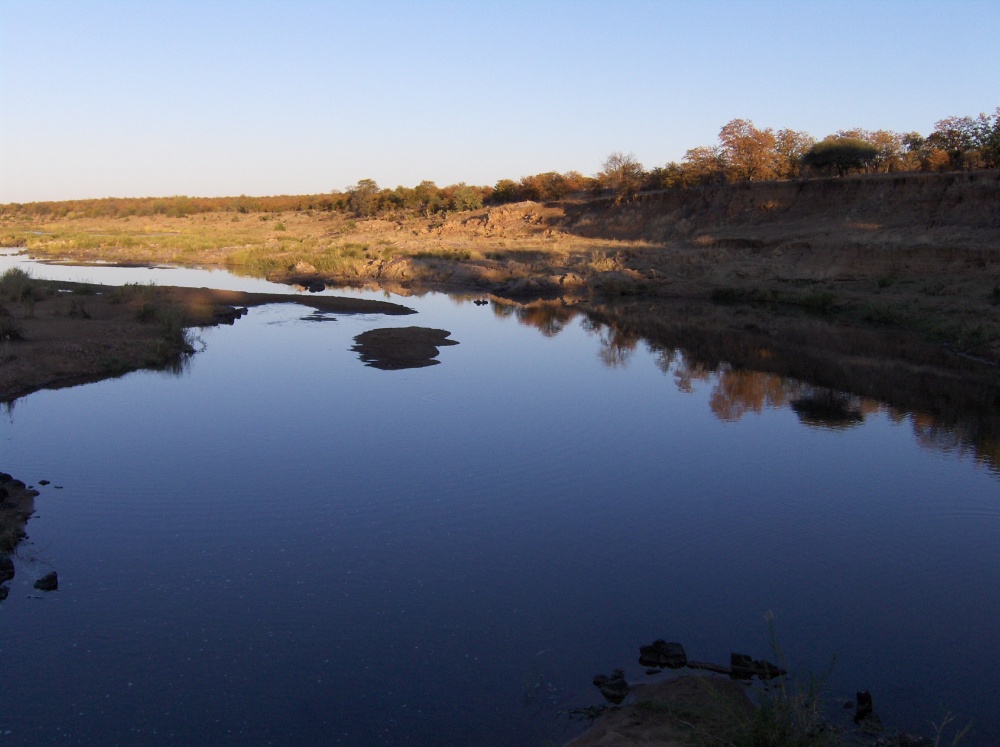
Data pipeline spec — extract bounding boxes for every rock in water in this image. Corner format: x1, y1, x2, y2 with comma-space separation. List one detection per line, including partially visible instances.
0, 556, 14, 584
753, 659, 787, 680
592, 669, 629, 704
854, 689, 882, 731
34, 571, 58, 591
639, 640, 688, 669
854, 690, 873, 722
730, 653, 756, 680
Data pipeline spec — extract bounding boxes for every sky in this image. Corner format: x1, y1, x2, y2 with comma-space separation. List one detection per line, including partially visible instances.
1, 0, 998, 203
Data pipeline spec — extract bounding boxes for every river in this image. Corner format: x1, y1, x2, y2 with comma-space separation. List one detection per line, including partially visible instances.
1, 252, 998, 746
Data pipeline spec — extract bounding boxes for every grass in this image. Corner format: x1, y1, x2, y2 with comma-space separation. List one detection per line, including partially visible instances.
225, 241, 379, 276
931, 712, 973, 747
130, 292, 195, 357
720, 618, 837, 747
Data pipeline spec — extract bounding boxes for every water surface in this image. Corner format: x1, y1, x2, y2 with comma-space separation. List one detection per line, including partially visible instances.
1, 253, 998, 745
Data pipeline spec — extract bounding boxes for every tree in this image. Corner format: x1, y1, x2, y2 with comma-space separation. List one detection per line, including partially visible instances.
414, 180, 443, 216
598, 152, 644, 198
347, 178, 381, 217
491, 179, 520, 204
802, 138, 878, 177
837, 128, 906, 172
927, 116, 978, 170
973, 107, 1000, 169
718, 118, 779, 181
447, 183, 483, 212
681, 146, 726, 186
774, 129, 815, 178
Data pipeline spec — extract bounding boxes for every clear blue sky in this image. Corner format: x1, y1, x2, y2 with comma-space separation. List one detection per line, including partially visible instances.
2, 0, 998, 203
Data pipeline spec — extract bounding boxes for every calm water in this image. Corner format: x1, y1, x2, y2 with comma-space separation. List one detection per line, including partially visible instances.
1, 254, 998, 746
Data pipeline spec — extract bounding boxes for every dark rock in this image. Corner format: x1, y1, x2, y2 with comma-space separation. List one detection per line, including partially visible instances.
854, 690, 873, 721
306, 281, 326, 293
730, 653, 756, 680
638, 640, 688, 669
687, 660, 732, 675
9, 479, 25, 489
0, 584, 8, 601
0, 485, 7, 501
753, 659, 787, 680
0, 556, 14, 583
38, 480, 50, 486
592, 669, 629, 704
34, 571, 58, 591
0, 473, 11, 484
854, 689, 883, 731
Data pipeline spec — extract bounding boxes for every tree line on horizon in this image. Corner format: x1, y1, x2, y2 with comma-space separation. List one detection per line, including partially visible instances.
4, 106, 997, 221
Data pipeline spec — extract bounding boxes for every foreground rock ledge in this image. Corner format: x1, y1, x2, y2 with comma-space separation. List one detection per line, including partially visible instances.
565, 675, 752, 747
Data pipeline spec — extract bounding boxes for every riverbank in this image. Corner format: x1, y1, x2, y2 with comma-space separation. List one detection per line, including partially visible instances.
3, 171, 999, 362
0, 274, 413, 403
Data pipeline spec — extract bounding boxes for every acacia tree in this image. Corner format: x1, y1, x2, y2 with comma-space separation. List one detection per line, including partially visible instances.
802, 138, 879, 176
718, 118, 779, 181
837, 128, 906, 172
599, 152, 644, 198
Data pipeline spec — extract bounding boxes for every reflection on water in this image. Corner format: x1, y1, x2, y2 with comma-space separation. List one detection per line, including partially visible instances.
498, 298, 1000, 475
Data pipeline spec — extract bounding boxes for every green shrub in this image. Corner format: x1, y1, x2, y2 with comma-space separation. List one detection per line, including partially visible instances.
0, 267, 36, 303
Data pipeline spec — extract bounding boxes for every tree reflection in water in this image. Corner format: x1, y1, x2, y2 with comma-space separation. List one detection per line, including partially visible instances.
499, 299, 1000, 476
483, 297, 1000, 473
